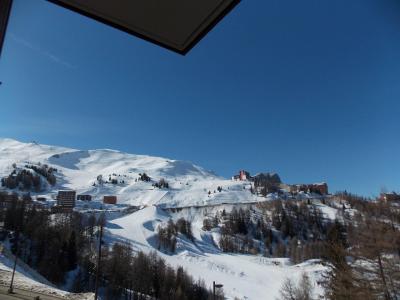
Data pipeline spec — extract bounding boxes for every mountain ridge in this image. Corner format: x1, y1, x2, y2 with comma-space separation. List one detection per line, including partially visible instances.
0, 138, 263, 207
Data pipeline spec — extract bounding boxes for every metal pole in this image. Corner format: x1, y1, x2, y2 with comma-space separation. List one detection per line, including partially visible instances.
0, 0, 12, 58
94, 224, 103, 300
8, 202, 25, 294
213, 281, 215, 300
8, 231, 19, 294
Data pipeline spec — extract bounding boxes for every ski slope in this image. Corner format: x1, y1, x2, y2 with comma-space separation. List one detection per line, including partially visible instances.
106, 206, 326, 300
0, 138, 263, 208
0, 138, 329, 299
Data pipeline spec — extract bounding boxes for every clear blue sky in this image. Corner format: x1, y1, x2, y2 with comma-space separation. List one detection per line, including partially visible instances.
1, 0, 399, 196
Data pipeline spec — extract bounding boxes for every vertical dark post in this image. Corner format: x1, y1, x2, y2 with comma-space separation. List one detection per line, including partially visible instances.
213, 281, 215, 300
8, 231, 19, 294
94, 224, 103, 300
0, 0, 12, 58
8, 201, 25, 294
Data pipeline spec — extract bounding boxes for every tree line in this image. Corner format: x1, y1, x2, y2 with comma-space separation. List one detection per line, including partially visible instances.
1, 163, 56, 192
157, 218, 194, 253
202, 196, 400, 300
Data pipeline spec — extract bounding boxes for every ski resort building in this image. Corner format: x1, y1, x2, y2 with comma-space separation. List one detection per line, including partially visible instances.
103, 196, 117, 205
56, 190, 76, 210
232, 170, 251, 181
77, 194, 92, 201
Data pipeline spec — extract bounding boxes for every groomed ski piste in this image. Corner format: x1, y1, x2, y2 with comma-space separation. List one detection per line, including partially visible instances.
106, 205, 327, 300
0, 138, 332, 299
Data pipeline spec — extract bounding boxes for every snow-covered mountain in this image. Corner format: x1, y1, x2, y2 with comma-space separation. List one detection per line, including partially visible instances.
0, 138, 329, 300
0, 138, 264, 207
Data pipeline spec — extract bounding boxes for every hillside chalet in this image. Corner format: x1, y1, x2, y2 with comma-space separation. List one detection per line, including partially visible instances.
103, 196, 117, 205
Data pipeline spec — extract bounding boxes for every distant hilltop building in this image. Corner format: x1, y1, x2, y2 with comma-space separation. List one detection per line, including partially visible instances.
380, 192, 400, 202
232, 170, 252, 181
231, 170, 328, 196
103, 195, 117, 205
232, 170, 282, 185
289, 183, 328, 195
57, 190, 76, 209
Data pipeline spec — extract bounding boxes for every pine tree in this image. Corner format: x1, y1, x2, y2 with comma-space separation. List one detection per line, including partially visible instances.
67, 231, 77, 270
